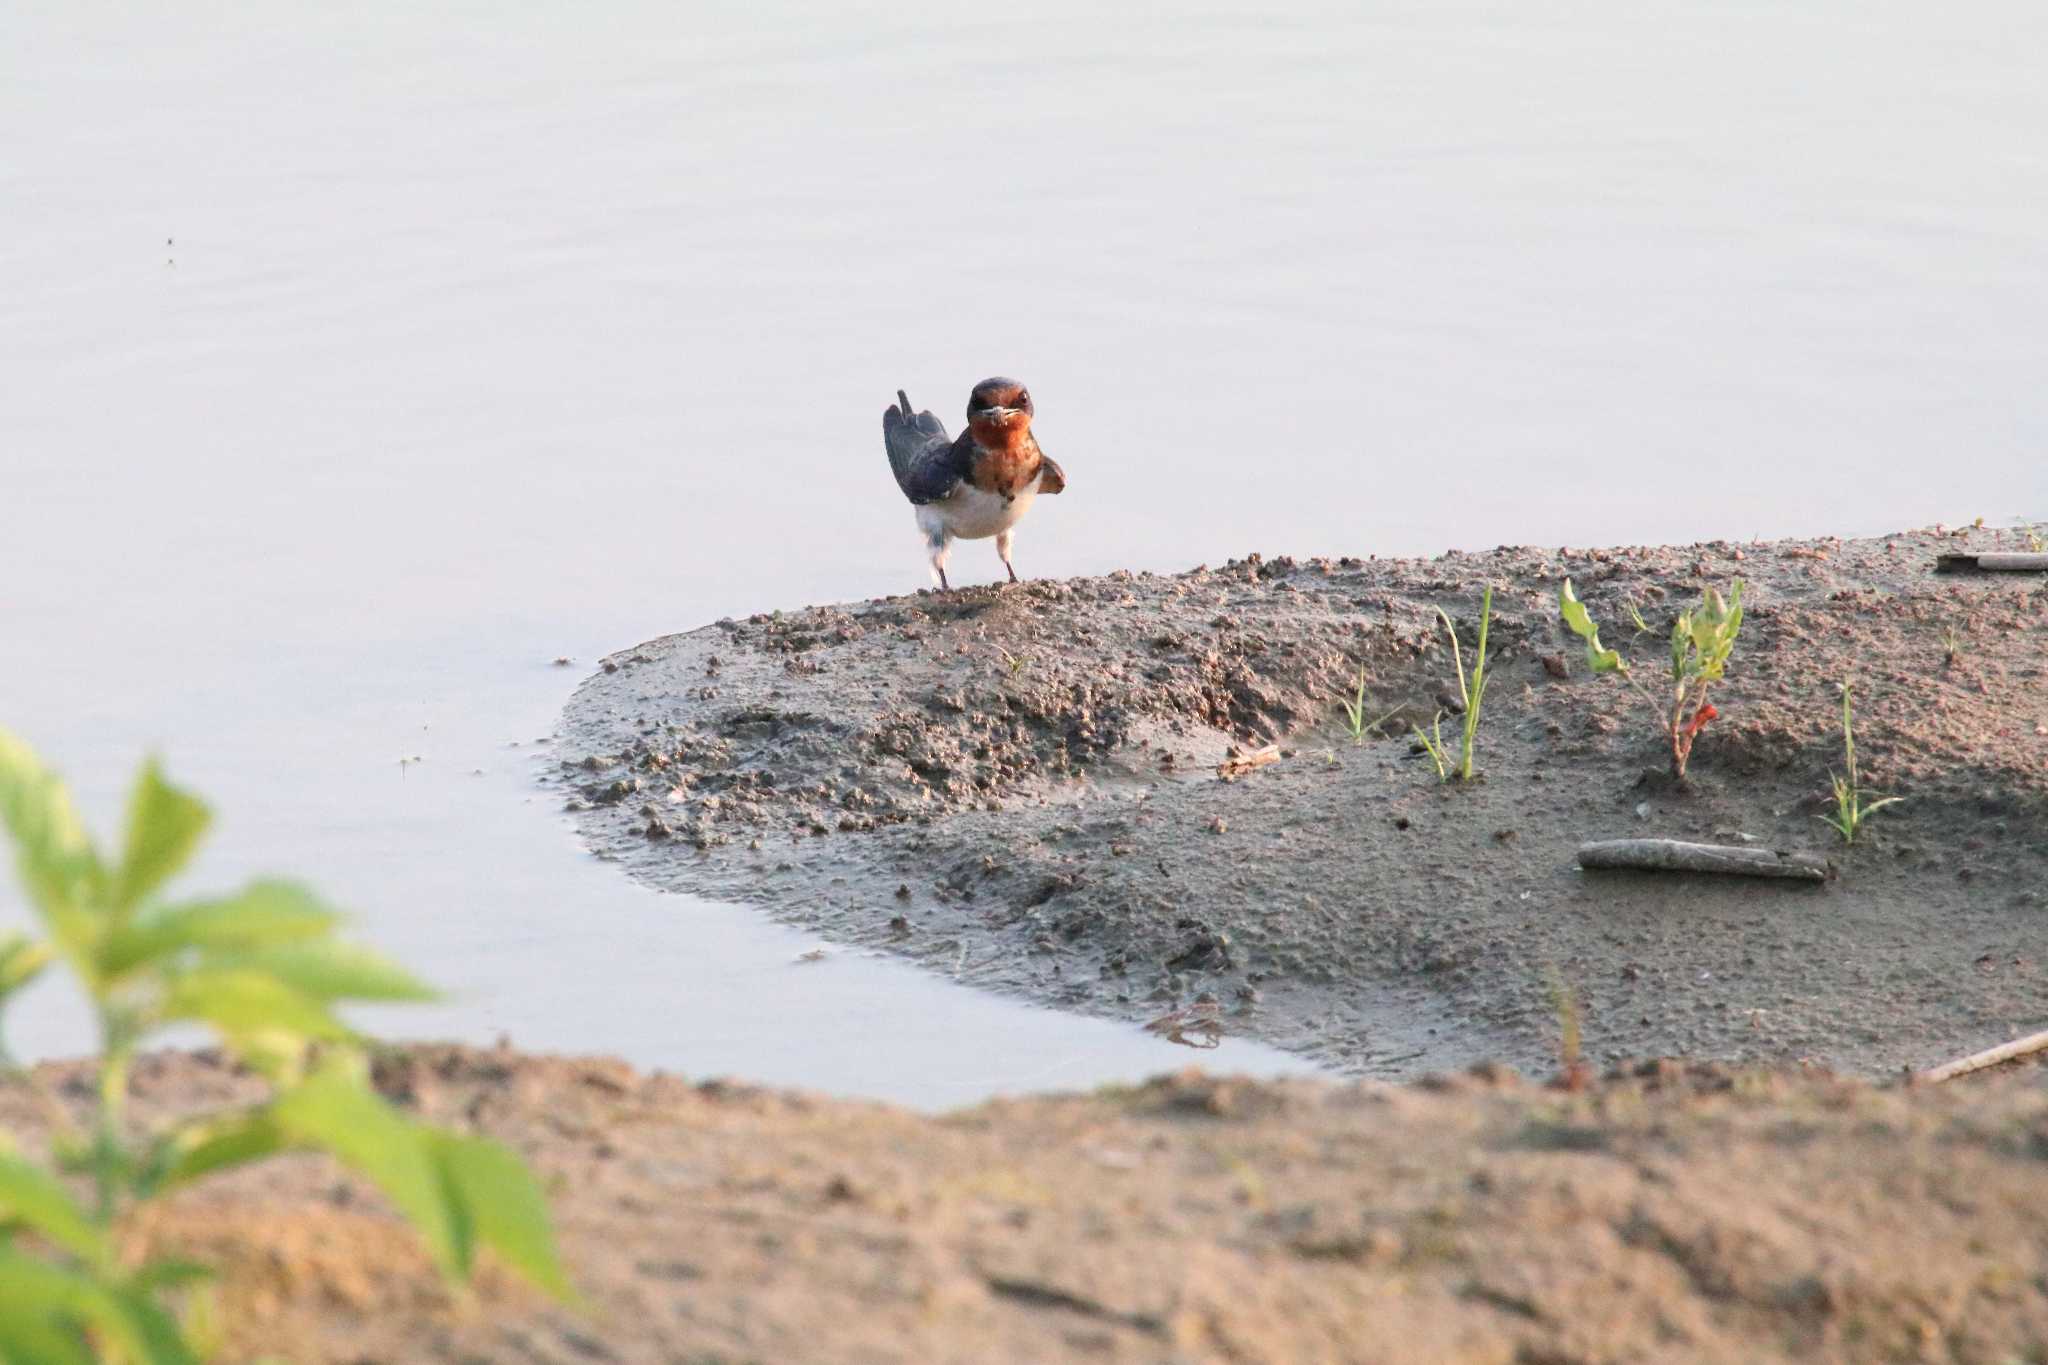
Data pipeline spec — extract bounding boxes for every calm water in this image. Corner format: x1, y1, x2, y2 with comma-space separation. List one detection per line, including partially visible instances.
3, 2, 2043, 1106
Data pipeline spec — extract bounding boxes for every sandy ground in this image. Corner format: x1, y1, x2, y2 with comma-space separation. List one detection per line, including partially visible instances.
6, 1045, 2047, 1364
560, 525, 2047, 1080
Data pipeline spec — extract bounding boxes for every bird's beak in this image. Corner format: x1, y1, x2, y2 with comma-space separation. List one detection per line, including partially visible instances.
976, 406, 1020, 422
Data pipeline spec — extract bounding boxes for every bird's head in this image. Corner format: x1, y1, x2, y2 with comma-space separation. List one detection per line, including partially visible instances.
967, 377, 1033, 436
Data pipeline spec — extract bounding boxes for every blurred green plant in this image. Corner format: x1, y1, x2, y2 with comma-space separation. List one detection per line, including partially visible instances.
1559, 578, 1743, 781
1413, 587, 1495, 782
0, 728, 570, 1362
1818, 682, 1903, 845
0, 934, 53, 1072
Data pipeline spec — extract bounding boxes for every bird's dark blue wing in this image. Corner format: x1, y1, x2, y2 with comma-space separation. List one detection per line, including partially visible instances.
883, 390, 964, 505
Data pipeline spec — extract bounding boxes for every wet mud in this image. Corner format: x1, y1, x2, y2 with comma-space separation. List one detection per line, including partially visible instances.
560, 526, 2048, 1079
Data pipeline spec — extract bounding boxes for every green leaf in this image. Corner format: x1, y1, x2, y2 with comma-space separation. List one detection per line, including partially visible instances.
0, 729, 105, 962
1720, 583, 1744, 649
0, 1311, 96, 1365
1558, 580, 1625, 673
1679, 582, 1744, 681
264, 1066, 569, 1299
161, 968, 354, 1047
0, 1247, 198, 1365
110, 760, 211, 918
230, 942, 438, 1004
0, 1153, 109, 1264
0, 935, 47, 1069
101, 1287, 199, 1365
1433, 607, 1467, 707
0, 1255, 97, 1365
268, 1065, 466, 1280
127, 1259, 215, 1293
150, 1111, 289, 1193
99, 881, 341, 980
1411, 715, 1451, 783
1689, 603, 1718, 657
427, 1132, 574, 1302
0, 933, 53, 999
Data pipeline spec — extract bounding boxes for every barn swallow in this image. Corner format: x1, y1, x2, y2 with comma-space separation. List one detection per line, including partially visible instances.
882, 377, 1066, 590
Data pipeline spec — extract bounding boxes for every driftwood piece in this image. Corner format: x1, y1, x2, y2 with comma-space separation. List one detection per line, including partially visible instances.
1935, 552, 2048, 574
1217, 744, 1282, 780
1914, 1028, 2048, 1084
1576, 838, 1831, 881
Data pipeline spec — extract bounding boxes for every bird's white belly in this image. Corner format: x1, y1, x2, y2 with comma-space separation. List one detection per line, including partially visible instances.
925, 477, 1038, 541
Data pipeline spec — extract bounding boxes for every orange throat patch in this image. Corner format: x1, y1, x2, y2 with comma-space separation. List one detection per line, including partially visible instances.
966, 424, 1040, 497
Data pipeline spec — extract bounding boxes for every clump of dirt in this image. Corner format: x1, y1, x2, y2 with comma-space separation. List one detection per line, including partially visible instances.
560, 526, 2048, 1079
8, 1044, 2047, 1364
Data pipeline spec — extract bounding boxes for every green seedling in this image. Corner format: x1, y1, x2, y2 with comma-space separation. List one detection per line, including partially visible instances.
1413, 710, 1452, 780
1410, 587, 1495, 782
1339, 664, 1370, 743
1560, 578, 1743, 781
0, 729, 572, 1361
1818, 682, 1903, 844
1336, 666, 1398, 746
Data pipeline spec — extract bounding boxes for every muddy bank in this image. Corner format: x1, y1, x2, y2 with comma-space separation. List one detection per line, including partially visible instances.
560, 526, 2048, 1079
10, 1045, 2047, 1363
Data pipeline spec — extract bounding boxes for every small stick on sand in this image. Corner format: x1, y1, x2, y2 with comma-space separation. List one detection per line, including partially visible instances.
1577, 839, 1831, 881
1914, 1028, 2048, 1084
1935, 553, 2048, 573
1217, 744, 1282, 780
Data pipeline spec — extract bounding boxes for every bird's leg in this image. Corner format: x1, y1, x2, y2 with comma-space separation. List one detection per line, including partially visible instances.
996, 529, 1018, 584
928, 529, 954, 591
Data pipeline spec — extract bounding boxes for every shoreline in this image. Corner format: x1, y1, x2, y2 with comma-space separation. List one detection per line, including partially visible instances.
559, 523, 2047, 1079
